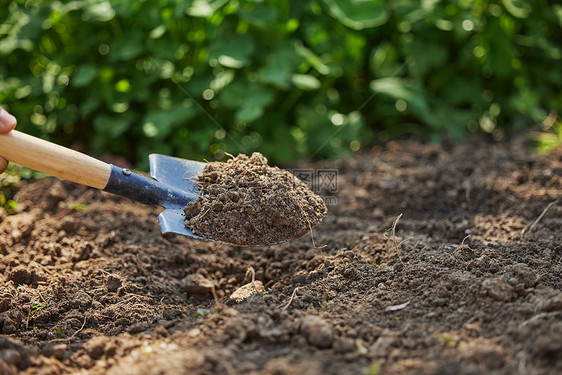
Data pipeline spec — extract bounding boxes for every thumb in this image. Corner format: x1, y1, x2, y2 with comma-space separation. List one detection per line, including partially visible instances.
0, 107, 17, 132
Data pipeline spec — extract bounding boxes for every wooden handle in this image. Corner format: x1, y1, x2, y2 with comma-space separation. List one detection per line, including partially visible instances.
0, 130, 111, 189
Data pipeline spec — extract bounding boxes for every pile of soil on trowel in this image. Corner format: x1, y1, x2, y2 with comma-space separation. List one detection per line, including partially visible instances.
184, 152, 327, 246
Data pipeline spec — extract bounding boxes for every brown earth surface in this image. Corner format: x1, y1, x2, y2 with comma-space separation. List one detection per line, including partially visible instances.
0, 136, 561, 375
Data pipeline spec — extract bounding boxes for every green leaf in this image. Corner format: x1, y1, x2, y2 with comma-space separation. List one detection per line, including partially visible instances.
221, 81, 274, 108
322, 0, 388, 30
370, 78, 427, 110
501, 0, 531, 18
258, 41, 305, 89
236, 105, 264, 123
72, 203, 89, 211
94, 113, 134, 138
72, 64, 98, 87
208, 35, 255, 68
83, 1, 115, 22
221, 80, 275, 123
291, 74, 322, 91
142, 104, 197, 138
0, 38, 33, 55
239, 3, 279, 27
108, 30, 144, 62
186, 0, 229, 17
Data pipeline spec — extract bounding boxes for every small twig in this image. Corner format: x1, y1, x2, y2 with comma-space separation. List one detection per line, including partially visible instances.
245, 266, 260, 296
521, 200, 558, 238
386, 213, 403, 262
519, 311, 562, 328
296, 199, 326, 253
211, 284, 221, 308
279, 287, 299, 310
158, 236, 172, 247
49, 314, 88, 342
245, 266, 256, 283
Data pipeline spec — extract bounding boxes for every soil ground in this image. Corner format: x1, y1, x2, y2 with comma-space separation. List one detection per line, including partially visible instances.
1, 136, 561, 375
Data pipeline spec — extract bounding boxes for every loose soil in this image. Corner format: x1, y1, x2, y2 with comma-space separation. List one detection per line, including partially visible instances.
0, 136, 561, 375
184, 152, 327, 246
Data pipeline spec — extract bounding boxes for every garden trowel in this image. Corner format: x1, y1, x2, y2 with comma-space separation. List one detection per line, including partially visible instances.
0, 130, 207, 240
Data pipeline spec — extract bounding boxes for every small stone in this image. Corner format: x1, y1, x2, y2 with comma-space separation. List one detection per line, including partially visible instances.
60, 217, 78, 233
482, 277, 514, 302
188, 328, 201, 337
0, 349, 21, 367
333, 337, 355, 354
181, 273, 215, 295
127, 322, 150, 334
230, 281, 265, 302
458, 340, 505, 369
300, 316, 334, 349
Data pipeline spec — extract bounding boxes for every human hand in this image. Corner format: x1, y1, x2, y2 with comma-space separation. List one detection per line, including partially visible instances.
0, 107, 17, 173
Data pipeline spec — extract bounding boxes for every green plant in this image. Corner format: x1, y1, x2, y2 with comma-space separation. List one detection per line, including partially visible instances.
0, 164, 45, 213
30, 300, 45, 315
72, 203, 89, 211
26, 299, 46, 329
0, 0, 560, 168
533, 115, 562, 154
55, 322, 77, 339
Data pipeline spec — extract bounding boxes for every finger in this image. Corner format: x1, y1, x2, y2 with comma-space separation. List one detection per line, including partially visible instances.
0, 157, 8, 173
0, 107, 17, 133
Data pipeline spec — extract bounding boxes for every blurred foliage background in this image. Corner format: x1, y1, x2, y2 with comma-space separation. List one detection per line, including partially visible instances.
0, 0, 561, 168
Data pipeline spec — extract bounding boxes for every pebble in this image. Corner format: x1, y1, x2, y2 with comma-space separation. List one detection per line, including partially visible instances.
333, 337, 355, 354
128, 322, 151, 334
300, 316, 334, 349
181, 273, 215, 294
0, 349, 21, 367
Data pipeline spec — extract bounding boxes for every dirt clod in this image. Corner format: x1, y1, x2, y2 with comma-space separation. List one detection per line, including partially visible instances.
181, 273, 215, 295
0, 349, 21, 367
184, 152, 327, 246
106, 275, 122, 293
482, 277, 514, 302
537, 294, 562, 312
52, 344, 66, 360
230, 281, 265, 302
300, 316, 334, 349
